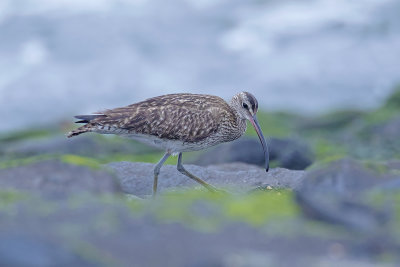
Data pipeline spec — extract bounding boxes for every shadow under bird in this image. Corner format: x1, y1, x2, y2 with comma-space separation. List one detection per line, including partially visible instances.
67, 92, 269, 195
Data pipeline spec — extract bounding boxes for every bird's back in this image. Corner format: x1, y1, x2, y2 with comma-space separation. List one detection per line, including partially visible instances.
68, 93, 241, 144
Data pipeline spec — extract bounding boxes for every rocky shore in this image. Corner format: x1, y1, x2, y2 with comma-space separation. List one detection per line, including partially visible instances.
0, 89, 399, 266
1, 158, 400, 266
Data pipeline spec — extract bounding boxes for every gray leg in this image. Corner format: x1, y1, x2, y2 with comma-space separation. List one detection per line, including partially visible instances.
177, 153, 217, 192
153, 152, 171, 196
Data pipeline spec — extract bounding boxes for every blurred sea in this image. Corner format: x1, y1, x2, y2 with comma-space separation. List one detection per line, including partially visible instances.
1, 0, 400, 132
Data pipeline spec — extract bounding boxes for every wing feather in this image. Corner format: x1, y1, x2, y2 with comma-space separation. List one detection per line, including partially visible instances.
87, 94, 228, 142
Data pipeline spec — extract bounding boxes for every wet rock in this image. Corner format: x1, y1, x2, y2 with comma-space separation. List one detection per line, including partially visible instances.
107, 161, 305, 197
295, 159, 397, 231
193, 137, 313, 170
0, 160, 121, 197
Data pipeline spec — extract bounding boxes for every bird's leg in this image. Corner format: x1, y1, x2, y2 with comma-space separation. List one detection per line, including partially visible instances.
177, 153, 217, 192
153, 152, 171, 197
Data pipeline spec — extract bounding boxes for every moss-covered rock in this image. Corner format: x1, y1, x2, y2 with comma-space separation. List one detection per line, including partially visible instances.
141, 189, 298, 230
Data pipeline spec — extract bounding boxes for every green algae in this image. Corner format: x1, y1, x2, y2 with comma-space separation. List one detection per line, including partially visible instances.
0, 189, 298, 231
0, 129, 51, 143
0, 190, 27, 209
362, 160, 390, 174
132, 189, 299, 231
300, 110, 365, 132
60, 154, 103, 169
60, 153, 186, 167
364, 106, 398, 125
0, 155, 53, 169
0, 153, 176, 171
248, 111, 299, 137
0, 154, 104, 170
312, 139, 347, 162
0, 187, 299, 232
0, 190, 58, 217
0, 190, 61, 217
362, 87, 400, 125
223, 190, 297, 226
93, 152, 176, 165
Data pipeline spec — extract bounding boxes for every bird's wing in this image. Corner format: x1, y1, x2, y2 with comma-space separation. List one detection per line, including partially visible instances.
90, 103, 223, 142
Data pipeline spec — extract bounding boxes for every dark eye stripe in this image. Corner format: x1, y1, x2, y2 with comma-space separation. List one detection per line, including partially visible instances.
248, 97, 256, 111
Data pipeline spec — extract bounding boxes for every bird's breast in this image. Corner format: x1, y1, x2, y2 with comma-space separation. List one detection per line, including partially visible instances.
215, 117, 247, 143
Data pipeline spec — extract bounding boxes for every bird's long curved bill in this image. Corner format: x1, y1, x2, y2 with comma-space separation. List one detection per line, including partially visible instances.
249, 115, 270, 172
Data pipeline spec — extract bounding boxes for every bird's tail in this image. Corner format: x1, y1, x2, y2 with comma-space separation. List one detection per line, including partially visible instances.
67, 114, 105, 138
67, 126, 90, 138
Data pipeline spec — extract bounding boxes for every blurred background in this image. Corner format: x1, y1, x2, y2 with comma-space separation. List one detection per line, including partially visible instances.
1, 1, 400, 266
1, 0, 400, 132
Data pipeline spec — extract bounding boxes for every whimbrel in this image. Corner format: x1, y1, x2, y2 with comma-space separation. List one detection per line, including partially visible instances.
67, 92, 269, 195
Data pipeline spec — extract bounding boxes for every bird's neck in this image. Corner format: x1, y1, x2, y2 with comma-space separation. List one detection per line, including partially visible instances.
228, 102, 247, 135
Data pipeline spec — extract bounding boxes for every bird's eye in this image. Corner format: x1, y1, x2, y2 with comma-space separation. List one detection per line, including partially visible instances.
242, 103, 248, 109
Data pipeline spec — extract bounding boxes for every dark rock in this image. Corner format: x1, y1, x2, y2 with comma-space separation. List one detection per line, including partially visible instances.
0, 160, 121, 197
269, 138, 314, 170
296, 193, 389, 231
299, 159, 381, 195
295, 159, 397, 231
193, 137, 313, 170
107, 161, 305, 197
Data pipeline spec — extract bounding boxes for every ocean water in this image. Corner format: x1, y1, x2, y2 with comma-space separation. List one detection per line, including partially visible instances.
1, 0, 400, 132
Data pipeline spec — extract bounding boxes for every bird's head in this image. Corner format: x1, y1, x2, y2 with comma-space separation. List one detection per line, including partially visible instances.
231, 92, 259, 120
231, 92, 270, 172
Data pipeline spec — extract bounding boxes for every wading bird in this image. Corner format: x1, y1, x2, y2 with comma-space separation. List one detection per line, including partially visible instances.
68, 92, 269, 195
